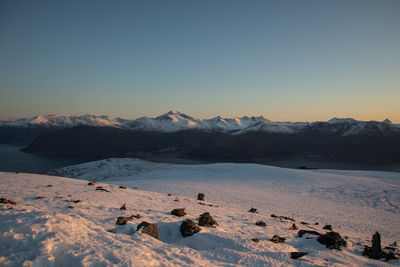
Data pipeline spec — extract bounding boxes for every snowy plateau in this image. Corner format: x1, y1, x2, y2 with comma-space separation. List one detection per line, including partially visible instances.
1, 158, 400, 266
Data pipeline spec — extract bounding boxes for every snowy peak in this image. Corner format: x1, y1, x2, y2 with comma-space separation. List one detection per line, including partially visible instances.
0, 113, 398, 136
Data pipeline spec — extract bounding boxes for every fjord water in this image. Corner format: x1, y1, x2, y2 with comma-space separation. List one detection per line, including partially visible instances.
0, 144, 103, 173
1, 144, 400, 174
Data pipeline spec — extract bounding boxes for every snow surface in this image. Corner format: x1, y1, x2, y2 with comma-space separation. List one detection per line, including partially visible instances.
1, 159, 399, 266
1, 111, 398, 136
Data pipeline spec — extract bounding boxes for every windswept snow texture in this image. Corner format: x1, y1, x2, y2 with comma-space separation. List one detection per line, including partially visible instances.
2, 111, 398, 135
1, 160, 400, 266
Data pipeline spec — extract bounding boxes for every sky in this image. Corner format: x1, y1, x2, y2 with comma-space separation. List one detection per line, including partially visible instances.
0, 0, 399, 122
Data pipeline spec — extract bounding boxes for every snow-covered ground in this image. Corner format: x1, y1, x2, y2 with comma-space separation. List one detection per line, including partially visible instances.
1, 159, 400, 266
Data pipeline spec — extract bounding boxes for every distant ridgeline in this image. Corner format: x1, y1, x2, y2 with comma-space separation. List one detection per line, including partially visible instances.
1, 112, 400, 162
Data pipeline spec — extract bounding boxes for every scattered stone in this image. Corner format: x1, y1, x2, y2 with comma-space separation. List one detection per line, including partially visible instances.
116, 216, 132, 225
131, 214, 141, 219
298, 230, 321, 238
323, 225, 333, 231
137, 222, 159, 239
55, 196, 63, 199
251, 238, 260, 243
174, 198, 179, 202
290, 252, 308, 259
171, 208, 187, 217
35, 196, 45, 200
119, 185, 126, 189
67, 205, 74, 209
197, 193, 205, 201
120, 203, 127, 210
167, 193, 172, 196
88, 179, 96, 185
270, 235, 286, 243
95, 186, 111, 193
72, 200, 81, 203
289, 224, 298, 230
46, 185, 53, 187
271, 214, 295, 221
317, 231, 347, 250
180, 219, 201, 237
255, 221, 266, 227
67, 194, 72, 197
315, 222, 319, 225
199, 212, 218, 227
249, 208, 259, 213
0, 198, 16, 205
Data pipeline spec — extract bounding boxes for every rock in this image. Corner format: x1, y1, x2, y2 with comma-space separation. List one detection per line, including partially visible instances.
120, 203, 127, 210
197, 193, 205, 201
251, 238, 260, 243
171, 208, 187, 217
198, 212, 218, 227
180, 219, 201, 237
167, 193, 172, 196
271, 214, 295, 221
67, 205, 74, 209
298, 230, 321, 238
317, 231, 347, 250
0, 198, 16, 205
35, 196, 45, 199
323, 225, 332, 231
270, 235, 286, 243
137, 222, 159, 239
119, 185, 127, 189
95, 186, 111, 192
248, 208, 259, 213
371, 232, 382, 259
255, 221, 266, 227
290, 252, 308, 259
88, 179, 96, 185
47, 185, 53, 187
132, 214, 141, 219
116, 216, 132, 225
289, 224, 298, 230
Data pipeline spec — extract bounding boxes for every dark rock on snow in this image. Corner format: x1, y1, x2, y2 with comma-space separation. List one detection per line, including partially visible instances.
137, 222, 159, 239
120, 203, 127, 210
363, 232, 398, 261
0, 198, 16, 205
248, 208, 258, 213
119, 185, 127, 189
180, 219, 201, 237
251, 238, 260, 243
116, 216, 132, 225
289, 224, 298, 230
323, 225, 333, 231
95, 186, 111, 192
171, 208, 187, 217
317, 231, 347, 250
197, 193, 205, 201
290, 252, 308, 259
270, 235, 286, 243
271, 214, 295, 221
198, 212, 218, 227
255, 221, 266, 227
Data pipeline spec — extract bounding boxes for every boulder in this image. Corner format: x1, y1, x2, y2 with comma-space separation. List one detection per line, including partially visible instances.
198, 212, 218, 227
270, 235, 286, 243
197, 193, 205, 201
317, 231, 347, 250
171, 208, 187, 217
248, 208, 258, 213
255, 221, 266, 227
290, 252, 308, 259
180, 219, 201, 237
137, 222, 159, 239
0, 198, 16, 205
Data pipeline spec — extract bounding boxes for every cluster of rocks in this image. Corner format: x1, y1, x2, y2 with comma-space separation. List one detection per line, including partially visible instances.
363, 232, 398, 261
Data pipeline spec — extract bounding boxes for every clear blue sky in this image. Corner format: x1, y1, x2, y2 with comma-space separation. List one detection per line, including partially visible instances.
1, 0, 399, 122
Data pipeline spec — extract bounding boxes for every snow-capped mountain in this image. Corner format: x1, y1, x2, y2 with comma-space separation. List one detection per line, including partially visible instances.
1, 111, 398, 136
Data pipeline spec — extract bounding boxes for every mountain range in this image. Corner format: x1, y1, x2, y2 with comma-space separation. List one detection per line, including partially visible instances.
2, 111, 400, 163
